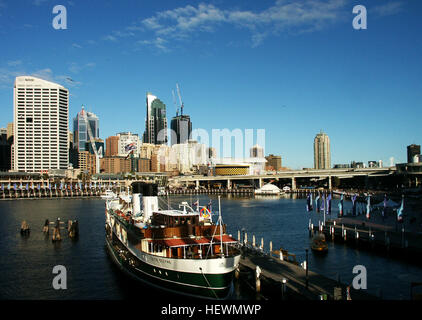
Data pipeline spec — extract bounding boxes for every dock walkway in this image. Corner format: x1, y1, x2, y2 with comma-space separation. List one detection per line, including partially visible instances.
239, 246, 378, 300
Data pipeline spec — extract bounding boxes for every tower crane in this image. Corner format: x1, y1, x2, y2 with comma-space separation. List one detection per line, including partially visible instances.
79, 106, 102, 174
172, 89, 179, 117
176, 83, 184, 116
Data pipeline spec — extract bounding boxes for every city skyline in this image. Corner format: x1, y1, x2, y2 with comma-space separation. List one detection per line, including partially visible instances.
1, 0, 422, 168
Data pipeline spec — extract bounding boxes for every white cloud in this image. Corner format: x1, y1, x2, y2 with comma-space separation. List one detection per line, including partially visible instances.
7, 60, 22, 67
72, 43, 82, 49
32, 0, 49, 6
136, 0, 347, 48
68, 62, 95, 74
137, 37, 170, 52
0, 63, 82, 90
372, 2, 404, 17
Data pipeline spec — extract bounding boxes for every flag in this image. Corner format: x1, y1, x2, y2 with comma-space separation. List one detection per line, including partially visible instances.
352, 194, 357, 216
321, 192, 325, 213
192, 200, 199, 210
346, 286, 352, 300
125, 149, 134, 159
366, 195, 371, 219
397, 195, 404, 222
326, 193, 332, 214
1, 184, 3, 191
26, 183, 29, 190
207, 200, 212, 212
7, 183, 10, 190
382, 194, 387, 218
13, 183, 17, 190
315, 193, 320, 213
306, 193, 313, 212
125, 143, 136, 152
37, 184, 40, 190
338, 193, 344, 217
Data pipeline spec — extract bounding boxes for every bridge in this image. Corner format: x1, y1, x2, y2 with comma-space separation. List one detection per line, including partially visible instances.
171, 167, 397, 190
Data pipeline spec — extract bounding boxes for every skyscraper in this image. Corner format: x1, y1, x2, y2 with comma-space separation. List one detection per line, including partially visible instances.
170, 114, 192, 146
106, 135, 119, 157
73, 106, 100, 152
314, 131, 331, 169
13, 76, 69, 172
143, 93, 167, 145
407, 144, 420, 163
250, 144, 264, 158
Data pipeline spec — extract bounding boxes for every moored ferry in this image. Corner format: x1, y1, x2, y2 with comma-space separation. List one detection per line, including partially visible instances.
104, 182, 241, 299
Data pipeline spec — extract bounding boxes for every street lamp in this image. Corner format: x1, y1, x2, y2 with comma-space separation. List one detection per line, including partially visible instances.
305, 249, 309, 289
282, 278, 287, 300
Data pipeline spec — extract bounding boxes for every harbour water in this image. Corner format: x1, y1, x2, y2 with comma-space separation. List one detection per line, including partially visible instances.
1, 195, 421, 300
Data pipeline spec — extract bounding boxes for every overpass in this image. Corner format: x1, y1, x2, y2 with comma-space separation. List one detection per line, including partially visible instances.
171, 167, 397, 190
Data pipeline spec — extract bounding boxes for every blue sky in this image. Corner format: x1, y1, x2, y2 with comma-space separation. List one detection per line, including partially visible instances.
0, 0, 421, 169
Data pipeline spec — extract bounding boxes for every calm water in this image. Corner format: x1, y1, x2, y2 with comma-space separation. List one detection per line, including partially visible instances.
0, 195, 421, 300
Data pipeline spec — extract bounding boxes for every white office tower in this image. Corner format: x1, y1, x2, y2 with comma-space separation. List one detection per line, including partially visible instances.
13, 76, 69, 172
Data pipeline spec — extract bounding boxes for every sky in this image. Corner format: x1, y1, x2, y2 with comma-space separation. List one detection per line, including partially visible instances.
0, 0, 421, 169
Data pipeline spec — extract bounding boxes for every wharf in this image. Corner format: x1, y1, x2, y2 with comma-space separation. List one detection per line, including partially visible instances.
237, 244, 378, 300
309, 218, 422, 264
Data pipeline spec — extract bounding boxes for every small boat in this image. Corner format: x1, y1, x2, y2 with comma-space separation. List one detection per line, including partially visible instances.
255, 183, 284, 195
101, 189, 117, 200
311, 233, 328, 253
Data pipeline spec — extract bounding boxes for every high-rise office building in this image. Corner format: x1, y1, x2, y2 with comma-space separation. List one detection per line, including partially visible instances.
13, 76, 69, 172
117, 132, 141, 157
407, 144, 420, 163
106, 135, 119, 157
73, 106, 99, 152
170, 114, 192, 146
0, 128, 11, 171
314, 131, 331, 169
250, 144, 264, 158
143, 93, 167, 145
265, 154, 282, 171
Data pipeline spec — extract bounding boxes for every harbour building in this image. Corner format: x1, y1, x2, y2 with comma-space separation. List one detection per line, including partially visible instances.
13, 76, 69, 172
407, 144, 421, 163
314, 131, 331, 169
143, 93, 167, 145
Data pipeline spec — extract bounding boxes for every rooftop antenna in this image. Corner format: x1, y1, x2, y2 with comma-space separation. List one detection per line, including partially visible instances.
176, 83, 184, 116
172, 90, 179, 117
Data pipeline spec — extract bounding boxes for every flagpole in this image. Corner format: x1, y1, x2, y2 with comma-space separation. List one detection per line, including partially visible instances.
218, 195, 223, 257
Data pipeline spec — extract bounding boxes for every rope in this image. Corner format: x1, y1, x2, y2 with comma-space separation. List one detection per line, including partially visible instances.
199, 267, 219, 299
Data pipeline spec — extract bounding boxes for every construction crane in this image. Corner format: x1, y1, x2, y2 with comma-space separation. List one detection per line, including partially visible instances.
176, 83, 184, 116
79, 106, 102, 174
172, 89, 179, 117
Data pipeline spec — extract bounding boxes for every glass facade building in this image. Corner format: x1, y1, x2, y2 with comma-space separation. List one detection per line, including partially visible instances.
143, 93, 167, 145
73, 106, 99, 152
170, 114, 192, 146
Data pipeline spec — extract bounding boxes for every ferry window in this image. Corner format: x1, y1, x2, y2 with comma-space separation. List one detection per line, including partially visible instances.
172, 248, 178, 257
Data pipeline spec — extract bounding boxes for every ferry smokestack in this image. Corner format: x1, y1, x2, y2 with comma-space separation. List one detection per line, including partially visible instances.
131, 182, 158, 222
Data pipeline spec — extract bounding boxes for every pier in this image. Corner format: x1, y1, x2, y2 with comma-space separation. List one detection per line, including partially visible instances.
309, 218, 422, 264
236, 231, 378, 300
0, 179, 138, 200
